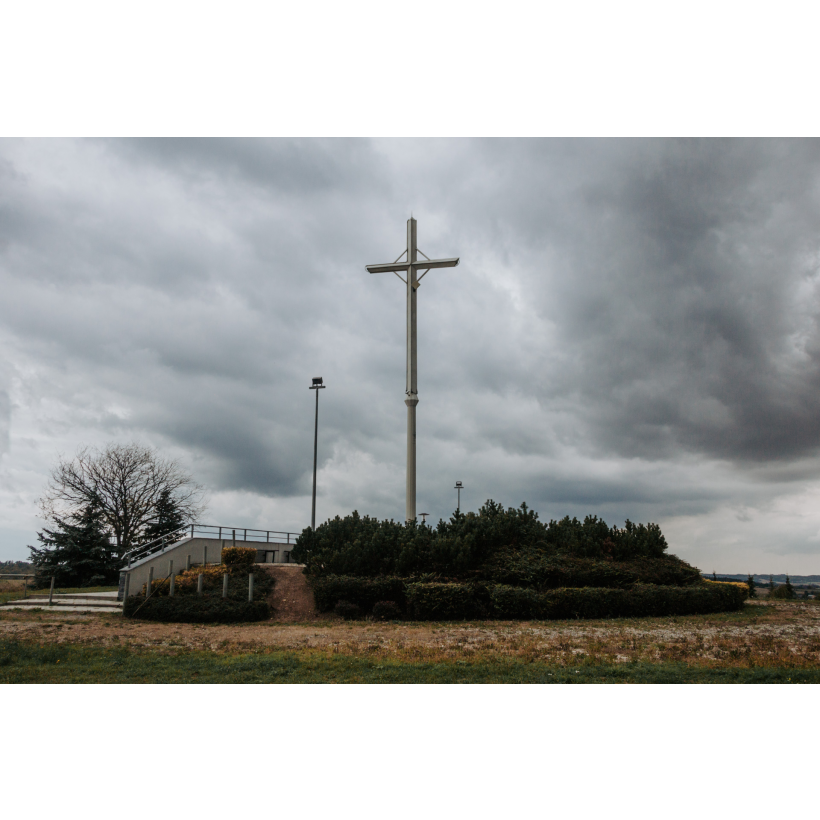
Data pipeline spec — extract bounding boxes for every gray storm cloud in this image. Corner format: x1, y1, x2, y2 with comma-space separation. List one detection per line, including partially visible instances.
2, 138, 820, 571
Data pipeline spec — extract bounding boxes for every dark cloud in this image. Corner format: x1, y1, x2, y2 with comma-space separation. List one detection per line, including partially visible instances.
3, 138, 820, 570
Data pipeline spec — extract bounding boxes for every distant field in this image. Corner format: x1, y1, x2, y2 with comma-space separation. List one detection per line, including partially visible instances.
2, 599, 819, 683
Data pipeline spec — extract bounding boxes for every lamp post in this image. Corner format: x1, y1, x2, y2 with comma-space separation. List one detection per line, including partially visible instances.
455, 481, 463, 513
310, 377, 326, 530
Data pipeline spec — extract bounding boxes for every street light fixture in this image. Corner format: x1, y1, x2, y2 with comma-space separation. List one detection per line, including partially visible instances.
309, 377, 326, 530
419, 512, 429, 524
455, 481, 463, 513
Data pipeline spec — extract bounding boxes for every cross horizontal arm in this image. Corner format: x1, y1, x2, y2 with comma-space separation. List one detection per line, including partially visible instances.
366, 257, 459, 274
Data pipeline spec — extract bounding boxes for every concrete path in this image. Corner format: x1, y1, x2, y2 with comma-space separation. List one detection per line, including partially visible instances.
0, 590, 122, 613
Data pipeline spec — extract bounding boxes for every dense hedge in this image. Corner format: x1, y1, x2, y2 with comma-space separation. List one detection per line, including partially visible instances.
123, 596, 270, 623
289, 500, 746, 620
483, 551, 703, 589
312, 575, 406, 613
292, 501, 672, 579
309, 575, 747, 620
405, 582, 748, 621
221, 547, 257, 570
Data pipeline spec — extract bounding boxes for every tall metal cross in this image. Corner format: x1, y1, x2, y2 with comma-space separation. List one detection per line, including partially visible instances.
367, 217, 460, 522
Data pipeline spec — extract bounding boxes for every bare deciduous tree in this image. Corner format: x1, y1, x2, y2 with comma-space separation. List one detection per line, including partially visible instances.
40, 443, 207, 555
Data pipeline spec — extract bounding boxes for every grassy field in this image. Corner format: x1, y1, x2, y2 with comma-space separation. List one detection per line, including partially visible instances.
2, 638, 819, 683
2, 599, 819, 683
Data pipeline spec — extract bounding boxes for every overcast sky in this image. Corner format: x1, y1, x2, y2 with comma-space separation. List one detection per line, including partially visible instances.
2, 138, 820, 573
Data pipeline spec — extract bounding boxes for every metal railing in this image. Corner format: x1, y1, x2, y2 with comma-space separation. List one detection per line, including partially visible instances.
123, 523, 301, 567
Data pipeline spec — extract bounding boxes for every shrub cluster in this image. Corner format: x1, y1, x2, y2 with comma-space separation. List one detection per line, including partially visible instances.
311, 575, 406, 613
372, 600, 403, 621
124, 596, 270, 623
334, 600, 363, 620
292, 501, 672, 580
289, 501, 751, 621
405, 581, 749, 621
221, 546, 257, 570
142, 564, 274, 601
482, 550, 702, 589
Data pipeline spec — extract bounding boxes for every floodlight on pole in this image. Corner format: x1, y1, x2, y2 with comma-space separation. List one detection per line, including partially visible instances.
455, 481, 463, 513
309, 377, 326, 530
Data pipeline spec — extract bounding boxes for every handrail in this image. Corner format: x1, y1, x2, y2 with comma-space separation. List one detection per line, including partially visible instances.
122, 523, 302, 567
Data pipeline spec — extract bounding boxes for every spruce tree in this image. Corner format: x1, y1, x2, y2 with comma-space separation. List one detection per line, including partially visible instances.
747, 574, 756, 598
28, 497, 120, 588
784, 574, 795, 599
142, 488, 187, 543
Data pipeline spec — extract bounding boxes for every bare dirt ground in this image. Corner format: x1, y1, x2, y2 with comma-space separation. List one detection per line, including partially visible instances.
264, 565, 322, 621
2, 595, 820, 668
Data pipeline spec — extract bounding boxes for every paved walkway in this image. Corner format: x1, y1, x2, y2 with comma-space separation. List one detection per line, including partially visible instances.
0, 590, 122, 613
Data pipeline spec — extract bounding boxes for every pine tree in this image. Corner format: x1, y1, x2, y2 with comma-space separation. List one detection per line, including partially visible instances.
28, 497, 120, 588
712, 571, 718, 581
142, 489, 187, 543
747, 574, 756, 598
768, 575, 775, 591
784, 574, 795, 599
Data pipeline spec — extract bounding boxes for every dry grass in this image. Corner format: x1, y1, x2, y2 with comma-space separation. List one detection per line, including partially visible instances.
2, 599, 820, 669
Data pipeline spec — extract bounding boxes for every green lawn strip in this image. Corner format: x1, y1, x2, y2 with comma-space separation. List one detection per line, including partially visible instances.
1, 639, 818, 683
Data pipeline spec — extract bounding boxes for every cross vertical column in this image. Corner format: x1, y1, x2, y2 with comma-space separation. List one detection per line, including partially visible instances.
365, 217, 459, 526
405, 217, 419, 523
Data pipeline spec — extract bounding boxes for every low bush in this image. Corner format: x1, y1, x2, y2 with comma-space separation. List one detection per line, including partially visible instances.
334, 600, 363, 620
144, 565, 274, 601
123, 596, 270, 623
312, 575, 406, 613
221, 546, 257, 570
406, 581, 748, 621
372, 600, 403, 620
405, 582, 488, 620
483, 551, 702, 590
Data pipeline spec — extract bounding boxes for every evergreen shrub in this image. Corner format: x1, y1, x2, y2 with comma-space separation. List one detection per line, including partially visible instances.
334, 600, 363, 620
291, 500, 747, 621
372, 600, 403, 620
293, 501, 674, 580
123, 596, 270, 622
312, 575, 406, 613
406, 581, 748, 621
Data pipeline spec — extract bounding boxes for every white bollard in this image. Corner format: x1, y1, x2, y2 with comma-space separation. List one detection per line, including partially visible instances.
169, 573, 175, 597
223, 573, 229, 599
248, 572, 254, 602
197, 574, 203, 597
49, 576, 55, 606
